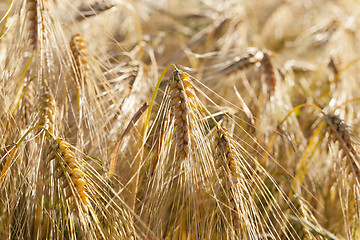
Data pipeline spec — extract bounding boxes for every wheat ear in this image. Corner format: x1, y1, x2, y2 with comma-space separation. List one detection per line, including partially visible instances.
51, 138, 89, 213
27, 0, 49, 50
215, 128, 245, 231
209, 47, 263, 78
70, 34, 90, 86
261, 50, 276, 98
325, 114, 360, 182
169, 70, 196, 160
27, 0, 37, 49
215, 126, 302, 239
38, 91, 55, 135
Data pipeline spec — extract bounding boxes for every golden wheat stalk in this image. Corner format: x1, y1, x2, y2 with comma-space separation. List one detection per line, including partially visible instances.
110, 103, 148, 179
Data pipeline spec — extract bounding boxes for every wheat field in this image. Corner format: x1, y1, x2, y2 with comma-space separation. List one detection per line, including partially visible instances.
0, 0, 360, 239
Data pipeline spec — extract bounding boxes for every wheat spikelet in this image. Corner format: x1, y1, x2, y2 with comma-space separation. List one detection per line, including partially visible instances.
51, 138, 89, 213
38, 0, 50, 45
325, 114, 360, 182
70, 34, 90, 86
323, 114, 360, 239
169, 70, 196, 160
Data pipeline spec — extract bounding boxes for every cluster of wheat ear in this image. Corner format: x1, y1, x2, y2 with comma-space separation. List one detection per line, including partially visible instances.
1, 0, 360, 239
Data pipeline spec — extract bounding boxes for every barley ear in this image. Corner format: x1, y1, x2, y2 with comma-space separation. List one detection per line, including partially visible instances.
51, 138, 90, 213
38, 91, 55, 136
70, 34, 90, 86
261, 50, 277, 98
169, 70, 197, 160
27, 0, 37, 49
325, 114, 360, 183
